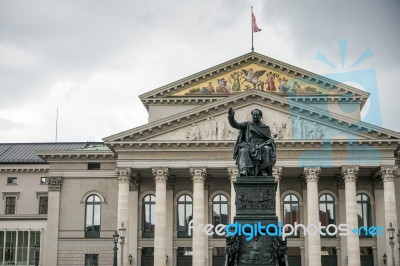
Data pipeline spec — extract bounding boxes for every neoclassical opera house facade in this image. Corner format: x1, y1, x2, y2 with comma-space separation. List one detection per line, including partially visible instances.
0, 52, 399, 266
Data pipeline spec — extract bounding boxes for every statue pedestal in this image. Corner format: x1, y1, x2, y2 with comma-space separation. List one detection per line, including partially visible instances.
229, 176, 287, 266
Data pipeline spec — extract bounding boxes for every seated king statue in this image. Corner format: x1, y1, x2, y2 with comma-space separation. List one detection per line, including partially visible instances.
228, 108, 276, 176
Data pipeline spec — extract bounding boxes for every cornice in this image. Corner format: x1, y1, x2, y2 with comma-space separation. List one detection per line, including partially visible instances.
37, 150, 116, 161
141, 95, 362, 109
106, 139, 400, 150
0, 165, 49, 172
139, 52, 369, 103
104, 90, 400, 143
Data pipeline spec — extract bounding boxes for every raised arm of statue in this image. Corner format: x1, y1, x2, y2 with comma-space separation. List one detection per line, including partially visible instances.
228, 108, 246, 129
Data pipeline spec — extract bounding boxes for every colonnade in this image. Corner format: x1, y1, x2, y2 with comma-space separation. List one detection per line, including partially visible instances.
113, 165, 398, 266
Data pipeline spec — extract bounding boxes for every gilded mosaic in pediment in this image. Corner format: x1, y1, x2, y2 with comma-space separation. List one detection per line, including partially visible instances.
172, 63, 335, 96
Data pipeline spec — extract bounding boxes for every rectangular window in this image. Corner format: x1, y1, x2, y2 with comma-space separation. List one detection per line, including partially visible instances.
39, 196, 48, 214
85, 254, 98, 266
0, 230, 40, 265
87, 163, 100, 170
5, 197, 16, 214
17, 231, 28, 264
5, 231, 16, 264
28, 231, 40, 265
40, 177, 47, 184
7, 177, 17, 184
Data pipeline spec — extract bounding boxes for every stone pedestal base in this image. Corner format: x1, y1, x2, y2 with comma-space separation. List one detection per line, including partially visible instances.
227, 176, 288, 266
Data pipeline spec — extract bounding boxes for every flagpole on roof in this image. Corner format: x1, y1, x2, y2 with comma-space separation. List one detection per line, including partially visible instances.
251, 6, 254, 52
251, 7, 262, 52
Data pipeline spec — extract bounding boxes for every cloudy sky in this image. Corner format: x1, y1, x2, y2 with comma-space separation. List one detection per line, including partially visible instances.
0, 0, 399, 143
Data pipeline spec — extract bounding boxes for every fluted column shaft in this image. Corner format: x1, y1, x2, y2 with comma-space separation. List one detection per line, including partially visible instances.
273, 167, 283, 222
116, 168, 131, 266
381, 166, 399, 266
190, 168, 207, 266
153, 168, 169, 266
342, 166, 360, 266
304, 167, 321, 266
228, 167, 238, 223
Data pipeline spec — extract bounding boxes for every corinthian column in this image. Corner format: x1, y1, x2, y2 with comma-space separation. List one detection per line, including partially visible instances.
152, 168, 169, 266
342, 166, 360, 266
227, 167, 238, 223
273, 166, 283, 222
379, 166, 399, 266
116, 168, 131, 266
190, 168, 207, 266
304, 167, 321, 266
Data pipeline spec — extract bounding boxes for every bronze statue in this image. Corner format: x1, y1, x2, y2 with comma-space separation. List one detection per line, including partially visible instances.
228, 108, 276, 176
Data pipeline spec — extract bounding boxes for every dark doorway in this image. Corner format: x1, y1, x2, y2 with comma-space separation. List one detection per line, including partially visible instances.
141, 247, 154, 266
213, 247, 226, 266
177, 247, 192, 266
360, 247, 374, 266
287, 247, 301, 266
321, 247, 337, 266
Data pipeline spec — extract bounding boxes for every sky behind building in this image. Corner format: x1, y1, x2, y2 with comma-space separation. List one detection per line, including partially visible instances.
0, 0, 399, 142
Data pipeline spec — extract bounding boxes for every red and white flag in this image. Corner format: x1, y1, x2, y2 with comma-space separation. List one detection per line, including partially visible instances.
252, 12, 262, 32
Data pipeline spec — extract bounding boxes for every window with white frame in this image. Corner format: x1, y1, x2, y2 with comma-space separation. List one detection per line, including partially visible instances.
0, 230, 40, 265
142, 194, 155, 238
177, 194, 193, 237
212, 194, 228, 236
319, 193, 335, 236
283, 193, 300, 236
85, 195, 101, 238
357, 193, 372, 237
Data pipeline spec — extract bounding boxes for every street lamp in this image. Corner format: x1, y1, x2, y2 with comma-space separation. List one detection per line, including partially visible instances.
34, 242, 40, 266
119, 222, 127, 266
388, 222, 395, 266
113, 230, 119, 266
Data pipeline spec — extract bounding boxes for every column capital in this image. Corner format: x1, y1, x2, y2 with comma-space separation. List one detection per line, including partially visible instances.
378, 166, 398, 182
190, 167, 207, 183
341, 166, 359, 182
152, 168, 169, 183
46, 176, 63, 191
116, 168, 132, 184
273, 166, 283, 182
227, 167, 238, 182
303, 167, 321, 182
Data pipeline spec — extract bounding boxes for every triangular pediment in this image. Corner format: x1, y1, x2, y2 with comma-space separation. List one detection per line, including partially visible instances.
139, 52, 369, 106
104, 90, 400, 143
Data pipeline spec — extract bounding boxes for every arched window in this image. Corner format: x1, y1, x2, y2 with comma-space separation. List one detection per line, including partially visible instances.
177, 194, 193, 237
319, 193, 335, 236
142, 194, 155, 238
283, 194, 300, 235
357, 193, 371, 237
85, 194, 101, 238
212, 194, 229, 232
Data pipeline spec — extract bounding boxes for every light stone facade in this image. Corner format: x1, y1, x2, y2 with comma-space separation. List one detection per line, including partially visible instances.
1, 52, 400, 266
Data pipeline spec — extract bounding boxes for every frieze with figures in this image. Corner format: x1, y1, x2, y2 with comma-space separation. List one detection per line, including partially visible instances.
148, 105, 360, 142
184, 115, 327, 141
172, 63, 335, 96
